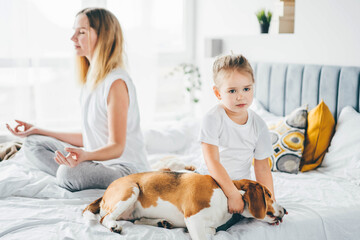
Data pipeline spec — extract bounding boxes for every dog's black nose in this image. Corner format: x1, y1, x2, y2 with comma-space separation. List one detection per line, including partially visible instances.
283, 208, 288, 214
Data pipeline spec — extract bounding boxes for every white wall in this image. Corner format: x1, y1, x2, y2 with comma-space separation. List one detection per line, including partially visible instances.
195, 0, 360, 114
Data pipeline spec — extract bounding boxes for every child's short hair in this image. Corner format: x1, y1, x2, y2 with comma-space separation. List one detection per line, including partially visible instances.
213, 54, 254, 87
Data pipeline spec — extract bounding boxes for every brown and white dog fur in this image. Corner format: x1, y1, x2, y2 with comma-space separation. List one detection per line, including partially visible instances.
83, 171, 286, 240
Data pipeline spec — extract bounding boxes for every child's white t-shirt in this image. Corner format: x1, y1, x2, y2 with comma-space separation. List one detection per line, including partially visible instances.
198, 104, 273, 180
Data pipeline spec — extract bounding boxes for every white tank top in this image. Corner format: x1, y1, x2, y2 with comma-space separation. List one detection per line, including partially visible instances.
80, 68, 150, 172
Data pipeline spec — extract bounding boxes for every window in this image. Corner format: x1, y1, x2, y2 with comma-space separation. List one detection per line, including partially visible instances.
0, 0, 195, 136
108, 0, 196, 122
0, 0, 82, 133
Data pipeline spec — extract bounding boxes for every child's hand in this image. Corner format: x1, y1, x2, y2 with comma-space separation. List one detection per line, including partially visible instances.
227, 191, 244, 214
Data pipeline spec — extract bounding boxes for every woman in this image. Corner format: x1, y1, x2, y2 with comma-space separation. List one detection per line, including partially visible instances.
6, 8, 150, 191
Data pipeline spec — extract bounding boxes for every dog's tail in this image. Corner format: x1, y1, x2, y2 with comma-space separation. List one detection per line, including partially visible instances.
82, 197, 102, 221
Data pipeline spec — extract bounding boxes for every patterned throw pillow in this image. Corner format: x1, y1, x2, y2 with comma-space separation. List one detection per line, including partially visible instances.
268, 106, 308, 174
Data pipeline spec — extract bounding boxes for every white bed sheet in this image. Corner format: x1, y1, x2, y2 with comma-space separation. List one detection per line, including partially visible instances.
1, 150, 360, 240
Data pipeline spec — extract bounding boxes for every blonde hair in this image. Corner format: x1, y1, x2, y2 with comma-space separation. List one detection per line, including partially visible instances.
212, 54, 254, 87
76, 8, 125, 89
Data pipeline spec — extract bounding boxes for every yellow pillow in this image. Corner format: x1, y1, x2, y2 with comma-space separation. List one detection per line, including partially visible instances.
300, 100, 335, 172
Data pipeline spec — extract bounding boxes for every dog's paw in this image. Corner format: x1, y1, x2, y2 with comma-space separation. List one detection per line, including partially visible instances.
108, 221, 122, 234
185, 165, 196, 171
157, 220, 174, 229
110, 225, 122, 234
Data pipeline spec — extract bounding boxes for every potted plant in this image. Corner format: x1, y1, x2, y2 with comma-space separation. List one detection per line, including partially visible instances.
255, 9, 272, 33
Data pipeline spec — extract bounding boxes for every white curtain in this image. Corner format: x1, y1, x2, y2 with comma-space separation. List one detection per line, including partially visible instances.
0, 0, 82, 133
0, 0, 194, 136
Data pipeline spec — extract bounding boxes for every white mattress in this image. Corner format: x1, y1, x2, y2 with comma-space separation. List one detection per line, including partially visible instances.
1, 150, 360, 240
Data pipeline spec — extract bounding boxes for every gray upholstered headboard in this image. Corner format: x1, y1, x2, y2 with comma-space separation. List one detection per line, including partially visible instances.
252, 63, 360, 122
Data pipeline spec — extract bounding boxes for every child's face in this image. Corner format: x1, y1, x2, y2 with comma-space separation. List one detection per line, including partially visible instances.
213, 70, 254, 115
71, 14, 98, 61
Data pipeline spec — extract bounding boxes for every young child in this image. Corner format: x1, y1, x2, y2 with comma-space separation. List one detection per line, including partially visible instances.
199, 54, 275, 216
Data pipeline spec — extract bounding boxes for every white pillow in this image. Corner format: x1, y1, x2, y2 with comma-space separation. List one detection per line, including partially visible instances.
320, 106, 360, 178
249, 98, 283, 124
143, 127, 186, 154
143, 118, 200, 154
344, 153, 360, 186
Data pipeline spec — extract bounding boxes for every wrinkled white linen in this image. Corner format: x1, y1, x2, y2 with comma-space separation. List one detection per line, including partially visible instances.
1, 150, 360, 240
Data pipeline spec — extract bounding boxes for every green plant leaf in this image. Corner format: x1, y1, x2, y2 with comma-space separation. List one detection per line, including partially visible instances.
268, 11, 272, 22
255, 8, 272, 24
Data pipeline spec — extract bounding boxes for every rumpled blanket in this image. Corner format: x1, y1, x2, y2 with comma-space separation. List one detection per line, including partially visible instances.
0, 141, 23, 161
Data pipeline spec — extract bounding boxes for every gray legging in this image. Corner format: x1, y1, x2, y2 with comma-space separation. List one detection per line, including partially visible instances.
22, 134, 136, 192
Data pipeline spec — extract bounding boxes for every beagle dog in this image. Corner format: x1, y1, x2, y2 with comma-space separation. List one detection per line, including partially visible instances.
83, 171, 287, 240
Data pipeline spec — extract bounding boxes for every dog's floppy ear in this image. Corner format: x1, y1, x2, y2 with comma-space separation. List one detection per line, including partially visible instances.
243, 182, 267, 219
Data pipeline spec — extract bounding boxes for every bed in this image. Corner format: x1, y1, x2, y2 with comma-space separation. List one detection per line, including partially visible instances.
1, 62, 360, 240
